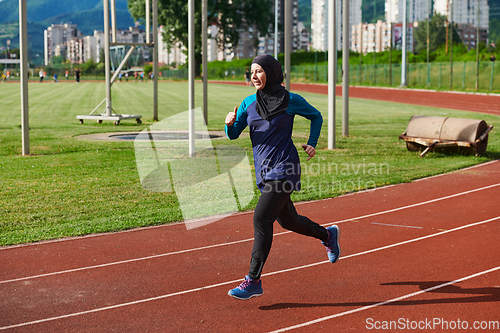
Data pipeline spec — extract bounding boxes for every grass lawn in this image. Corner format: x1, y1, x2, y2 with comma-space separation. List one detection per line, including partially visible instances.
1, 81, 499, 246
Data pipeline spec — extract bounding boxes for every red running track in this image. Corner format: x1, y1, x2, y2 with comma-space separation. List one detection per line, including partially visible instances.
1, 160, 500, 332
212, 81, 500, 116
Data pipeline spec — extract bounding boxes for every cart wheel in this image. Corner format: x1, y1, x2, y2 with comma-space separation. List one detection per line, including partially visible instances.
136, 119, 142, 124
79, 119, 84, 124
113, 121, 120, 126
97, 119, 103, 124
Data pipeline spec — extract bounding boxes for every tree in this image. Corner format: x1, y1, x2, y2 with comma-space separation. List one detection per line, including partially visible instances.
414, 14, 450, 55
50, 55, 65, 65
127, 0, 274, 76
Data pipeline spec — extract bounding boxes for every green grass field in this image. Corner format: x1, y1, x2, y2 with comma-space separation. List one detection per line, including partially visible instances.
1, 81, 499, 246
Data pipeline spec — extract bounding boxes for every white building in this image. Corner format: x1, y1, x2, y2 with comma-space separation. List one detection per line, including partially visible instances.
434, 0, 489, 29
44, 23, 83, 65
311, 0, 362, 51
83, 36, 98, 63
67, 38, 84, 64
352, 20, 391, 53
385, 0, 431, 25
158, 26, 187, 66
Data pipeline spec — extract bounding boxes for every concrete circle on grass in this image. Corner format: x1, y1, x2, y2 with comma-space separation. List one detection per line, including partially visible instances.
76, 131, 233, 142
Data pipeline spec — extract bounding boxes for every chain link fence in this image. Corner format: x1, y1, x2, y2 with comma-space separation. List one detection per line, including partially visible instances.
3, 61, 498, 92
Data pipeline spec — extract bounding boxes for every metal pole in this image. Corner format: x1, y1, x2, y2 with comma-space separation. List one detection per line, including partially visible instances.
275, 0, 279, 59
389, 0, 392, 86
153, 0, 158, 121
284, 0, 291, 91
475, 0, 480, 91
19, 0, 29, 156
401, 0, 407, 86
450, 0, 453, 90
427, 0, 430, 64
328, 0, 336, 149
342, 0, 349, 137
146, 0, 150, 44
188, 0, 195, 157
110, 0, 117, 43
104, 0, 112, 116
202, 0, 208, 125
427, 0, 430, 87
373, 0, 376, 82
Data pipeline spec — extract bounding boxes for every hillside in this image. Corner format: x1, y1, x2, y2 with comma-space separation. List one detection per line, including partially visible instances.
0, 0, 135, 63
0, 0, 130, 24
41, 8, 136, 36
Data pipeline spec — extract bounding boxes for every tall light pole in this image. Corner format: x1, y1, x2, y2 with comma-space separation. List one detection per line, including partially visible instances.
19, 0, 29, 155
475, 0, 480, 91
401, 0, 407, 86
202, 0, 208, 125
328, 0, 336, 149
373, 0, 376, 83
449, 0, 453, 90
427, 0, 430, 87
153, 0, 158, 121
342, 0, 349, 137
275, 0, 279, 59
284, 0, 291, 91
188, 0, 195, 157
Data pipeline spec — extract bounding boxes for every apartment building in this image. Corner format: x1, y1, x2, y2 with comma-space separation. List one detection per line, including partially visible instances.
351, 20, 391, 53
44, 23, 83, 65
311, 0, 362, 51
434, 0, 489, 30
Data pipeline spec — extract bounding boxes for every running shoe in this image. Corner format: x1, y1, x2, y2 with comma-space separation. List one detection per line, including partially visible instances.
228, 276, 263, 300
322, 225, 341, 263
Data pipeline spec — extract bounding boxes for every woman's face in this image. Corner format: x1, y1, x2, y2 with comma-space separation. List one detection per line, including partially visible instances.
251, 63, 267, 90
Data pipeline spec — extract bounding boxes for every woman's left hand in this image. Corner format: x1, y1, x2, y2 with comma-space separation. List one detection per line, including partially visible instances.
301, 144, 316, 161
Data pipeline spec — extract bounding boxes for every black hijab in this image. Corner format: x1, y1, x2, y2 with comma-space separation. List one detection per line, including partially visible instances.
252, 54, 289, 120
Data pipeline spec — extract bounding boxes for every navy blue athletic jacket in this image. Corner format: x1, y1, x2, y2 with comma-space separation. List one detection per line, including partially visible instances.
225, 92, 323, 192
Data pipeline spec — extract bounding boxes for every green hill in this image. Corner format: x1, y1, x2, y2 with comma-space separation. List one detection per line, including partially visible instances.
0, 0, 135, 64
0, 0, 130, 24
41, 8, 136, 36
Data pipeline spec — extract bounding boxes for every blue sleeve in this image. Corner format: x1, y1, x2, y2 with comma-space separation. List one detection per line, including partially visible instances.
225, 97, 250, 139
286, 93, 323, 147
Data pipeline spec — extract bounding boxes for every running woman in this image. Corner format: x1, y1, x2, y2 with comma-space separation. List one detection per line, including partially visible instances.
225, 54, 340, 300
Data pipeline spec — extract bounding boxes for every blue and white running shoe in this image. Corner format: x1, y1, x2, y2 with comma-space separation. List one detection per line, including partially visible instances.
228, 276, 263, 300
322, 225, 341, 263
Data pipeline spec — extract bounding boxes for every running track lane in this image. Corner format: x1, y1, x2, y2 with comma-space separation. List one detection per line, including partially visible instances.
211, 81, 500, 116
0, 161, 499, 332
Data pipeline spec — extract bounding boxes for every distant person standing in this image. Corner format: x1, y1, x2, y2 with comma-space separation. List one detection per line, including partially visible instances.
53, 74, 58, 82
39, 69, 44, 83
490, 54, 496, 62
245, 69, 251, 86
65, 70, 69, 80
75, 70, 80, 83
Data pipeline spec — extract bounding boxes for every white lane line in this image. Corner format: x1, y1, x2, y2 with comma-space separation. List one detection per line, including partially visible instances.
371, 222, 423, 229
2, 183, 499, 285
1, 215, 498, 331
268, 265, 500, 333
2, 160, 497, 251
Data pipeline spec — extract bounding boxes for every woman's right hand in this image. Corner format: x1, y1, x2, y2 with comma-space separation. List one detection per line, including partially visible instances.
225, 106, 238, 126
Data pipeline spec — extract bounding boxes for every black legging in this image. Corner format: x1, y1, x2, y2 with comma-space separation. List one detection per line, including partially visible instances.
248, 179, 329, 279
